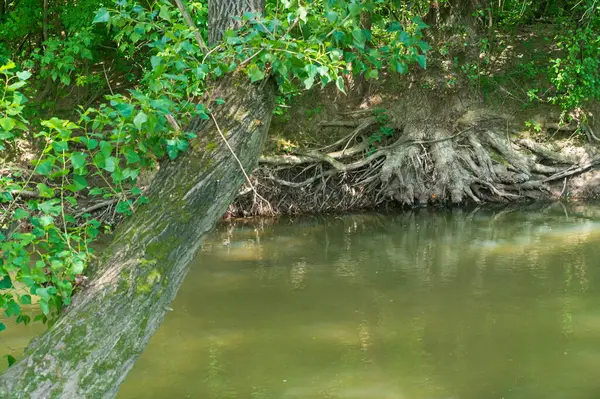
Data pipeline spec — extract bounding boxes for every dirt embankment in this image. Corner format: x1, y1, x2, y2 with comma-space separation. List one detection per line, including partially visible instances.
228, 72, 600, 217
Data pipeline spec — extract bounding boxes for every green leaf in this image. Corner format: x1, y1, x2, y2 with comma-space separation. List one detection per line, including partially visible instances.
104, 156, 117, 173
37, 183, 55, 198
82, 137, 98, 150
388, 22, 403, 32
0, 323, 5, 333
326, 11, 338, 23
5, 355, 16, 367
304, 64, 318, 79
417, 41, 432, 52
89, 187, 104, 196
133, 112, 147, 129
159, 5, 171, 21
166, 140, 179, 160
151, 56, 162, 70
39, 215, 54, 227
175, 139, 188, 151
70, 152, 86, 169
6, 300, 20, 316
335, 76, 346, 93
0, 117, 16, 131
72, 175, 88, 191
352, 29, 366, 49
16, 71, 32, 80
72, 260, 84, 275
0, 61, 15, 72
38, 200, 60, 215
7, 81, 26, 90
415, 54, 427, 69
93, 8, 110, 24
19, 295, 31, 305
0, 276, 12, 289
13, 208, 29, 220
412, 15, 429, 30
365, 69, 379, 80
39, 300, 50, 315
35, 160, 53, 176
99, 141, 113, 157
395, 61, 408, 74
247, 65, 265, 82
297, 6, 308, 22
125, 149, 141, 164
52, 141, 68, 153
115, 200, 132, 215
114, 102, 134, 118
303, 77, 315, 90
399, 31, 411, 45
348, 3, 362, 16
36, 287, 52, 302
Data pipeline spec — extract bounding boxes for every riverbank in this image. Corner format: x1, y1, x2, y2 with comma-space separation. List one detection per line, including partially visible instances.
226, 88, 600, 217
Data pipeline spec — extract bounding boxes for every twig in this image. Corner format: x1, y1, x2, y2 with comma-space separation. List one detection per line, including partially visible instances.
560, 177, 568, 197
165, 114, 181, 131
341, 117, 377, 153
174, 0, 209, 54
210, 114, 272, 213
318, 121, 361, 128
584, 124, 600, 142
316, 117, 376, 152
102, 63, 114, 95
543, 157, 600, 182
76, 199, 119, 217
266, 170, 336, 188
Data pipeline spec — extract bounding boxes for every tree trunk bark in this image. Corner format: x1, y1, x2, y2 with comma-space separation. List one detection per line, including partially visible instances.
208, 0, 265, 44
1, 1, 276, 396
0, 74, 275, 398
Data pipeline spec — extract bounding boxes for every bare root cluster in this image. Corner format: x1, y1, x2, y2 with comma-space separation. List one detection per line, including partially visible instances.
228, 109, 600, 217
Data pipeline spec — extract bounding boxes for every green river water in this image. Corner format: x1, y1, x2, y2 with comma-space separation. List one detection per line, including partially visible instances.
2, 204, 600, 398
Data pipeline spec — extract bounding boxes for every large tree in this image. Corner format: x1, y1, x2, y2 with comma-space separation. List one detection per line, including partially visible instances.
0, 1, 274, 397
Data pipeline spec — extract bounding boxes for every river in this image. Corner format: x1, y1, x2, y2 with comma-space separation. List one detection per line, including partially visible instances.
2, 204, 600, 398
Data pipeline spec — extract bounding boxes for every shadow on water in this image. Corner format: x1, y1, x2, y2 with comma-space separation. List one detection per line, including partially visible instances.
3, 203, 600, 398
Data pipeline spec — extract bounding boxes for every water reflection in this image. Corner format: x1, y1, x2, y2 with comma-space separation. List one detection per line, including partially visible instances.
115, 204, 600, 398
2, 205, 600, 398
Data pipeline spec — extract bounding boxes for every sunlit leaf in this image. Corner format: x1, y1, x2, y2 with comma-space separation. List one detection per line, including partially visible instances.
93, 8, 110, 24
247, 65, 265, 82
133, 111, 147, 129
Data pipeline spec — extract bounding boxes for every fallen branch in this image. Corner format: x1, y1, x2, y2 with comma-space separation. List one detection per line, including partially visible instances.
8, 190, 43, 199
546, 122, 578, 132
318, 121, 361, 128
76, 199, 119, 217
543, 157, 600, 182
517, 138, 576, 164
317, 117, 376, 151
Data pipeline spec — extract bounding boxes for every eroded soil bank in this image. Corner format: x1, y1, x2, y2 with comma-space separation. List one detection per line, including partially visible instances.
227, 72, 600, 217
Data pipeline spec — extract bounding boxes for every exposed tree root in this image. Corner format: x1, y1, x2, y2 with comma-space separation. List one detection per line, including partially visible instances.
228, 104, 599, 217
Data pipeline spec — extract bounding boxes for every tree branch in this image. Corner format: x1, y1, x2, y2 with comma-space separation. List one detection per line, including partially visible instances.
174, 0, 210, 54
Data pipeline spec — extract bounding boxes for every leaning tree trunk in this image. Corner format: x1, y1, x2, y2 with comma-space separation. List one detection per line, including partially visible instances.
0, 75, 274, 398
0, 1, 273, 396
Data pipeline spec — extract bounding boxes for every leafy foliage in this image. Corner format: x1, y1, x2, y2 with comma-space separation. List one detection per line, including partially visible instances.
0, 0, 431, 329
1, 0, 600, 334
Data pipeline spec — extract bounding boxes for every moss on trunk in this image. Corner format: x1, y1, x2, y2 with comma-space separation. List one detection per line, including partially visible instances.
0, 75, 275, 398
